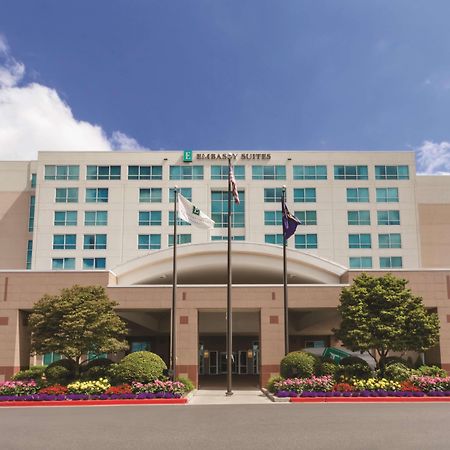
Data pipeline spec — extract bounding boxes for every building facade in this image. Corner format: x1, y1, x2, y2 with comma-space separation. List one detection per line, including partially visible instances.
1, 150, 450, 386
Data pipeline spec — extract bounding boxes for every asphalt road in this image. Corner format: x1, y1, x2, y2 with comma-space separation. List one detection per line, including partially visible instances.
1, 403, 449, 450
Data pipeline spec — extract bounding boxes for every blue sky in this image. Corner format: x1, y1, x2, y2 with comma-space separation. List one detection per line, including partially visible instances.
0, 0, 450, 172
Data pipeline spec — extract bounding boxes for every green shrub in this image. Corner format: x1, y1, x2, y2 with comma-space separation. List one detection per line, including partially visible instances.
413, 365, 448, 377
11, 366, 46, 381
317, 361, 338, 377
335, 359, 372, 381
176, 376, 195, 392
383, 356, 412, 368
383, 363, 412, 381
112, 351, 167, 384
266, 375, 284, 393
280, 352, 315, 379
45, 359, 77, 384
340, 356, 368, 366
81, 358, 114, 380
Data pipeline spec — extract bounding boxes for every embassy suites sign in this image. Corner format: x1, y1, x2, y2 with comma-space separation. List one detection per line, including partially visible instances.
195, 152, 272, 161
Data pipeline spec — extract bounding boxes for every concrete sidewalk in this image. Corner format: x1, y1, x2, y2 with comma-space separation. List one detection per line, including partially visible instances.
189, 389, 273, 405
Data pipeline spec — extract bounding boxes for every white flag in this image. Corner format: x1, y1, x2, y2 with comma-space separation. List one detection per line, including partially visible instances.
177, 194, 215, 229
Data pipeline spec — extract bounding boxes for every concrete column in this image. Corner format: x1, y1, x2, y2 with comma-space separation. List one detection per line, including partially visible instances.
176, 306, 198, 387
0, 309, 20, 381
437, 307, 450, 372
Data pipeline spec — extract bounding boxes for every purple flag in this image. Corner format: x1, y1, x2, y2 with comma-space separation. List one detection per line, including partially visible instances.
282, 199, 301, 240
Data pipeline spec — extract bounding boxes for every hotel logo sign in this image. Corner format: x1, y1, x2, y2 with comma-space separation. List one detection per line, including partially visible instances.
195, 152, 271, 160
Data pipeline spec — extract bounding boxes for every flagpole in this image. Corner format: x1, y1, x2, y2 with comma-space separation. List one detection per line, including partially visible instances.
170, 186, 178, 379
226, 155, 233, 396
282, 185, 289, 355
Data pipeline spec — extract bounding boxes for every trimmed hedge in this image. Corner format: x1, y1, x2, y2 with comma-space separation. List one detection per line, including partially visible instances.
11, 366, 46, 382
111, 351, 167, 384
280, 352, 316, 379
81, 358, 114, 380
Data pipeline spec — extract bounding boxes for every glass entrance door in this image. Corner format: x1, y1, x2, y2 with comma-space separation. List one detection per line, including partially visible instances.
220, 352, 237, 374
209, 351, 218, 375
238, 351, 248, 374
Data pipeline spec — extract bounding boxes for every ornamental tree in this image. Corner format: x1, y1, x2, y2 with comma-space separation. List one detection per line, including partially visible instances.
333, 273, 439, 372
29, 285, 128, 377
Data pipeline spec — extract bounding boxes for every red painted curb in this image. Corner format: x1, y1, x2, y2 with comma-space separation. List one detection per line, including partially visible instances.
0, 398, 188, 407
290, 397, 450, 403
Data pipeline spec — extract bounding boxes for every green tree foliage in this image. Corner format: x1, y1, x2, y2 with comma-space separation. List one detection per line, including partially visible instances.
334, 273, 440, 372
29, 285, 128, 377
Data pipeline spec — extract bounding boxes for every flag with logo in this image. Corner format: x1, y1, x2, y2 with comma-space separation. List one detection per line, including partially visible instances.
282, 198, 301, 240
229, 165, 240, 204
178, 194, 215, 229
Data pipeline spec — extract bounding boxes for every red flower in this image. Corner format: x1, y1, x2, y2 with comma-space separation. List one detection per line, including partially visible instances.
39, 384, 68, 395
333, 383, 354, 392
105, 384, 132, 395
400, 381, 420, 392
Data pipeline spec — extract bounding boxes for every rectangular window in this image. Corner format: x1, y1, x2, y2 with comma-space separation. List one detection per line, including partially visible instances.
139, 188, 162, 203
128, 165, 163, 180
348, 233, 371, 249
83, 234, 107, 250
86, 165, 121, 180
82, 257, 106, 270
55, 188, 78, 203
45, 165, 79, 180
376, 187, 399, 203
346, 188, 369, 203
265, 234, 284, 245
43, 352, 61, 365
264, 211, 282, 226
295, 234, 318, 249
334, 165, 368, 180
169, 166, 203, 180
26, 240, 32, 270
375, 165, 409, 180
28, 195, 35, 232
54, 211, 78, 226
294, 188, 316, 203
293, 165, 327, 180
52, 258, 75, 270
380, 256, 403, 268
138, 211, 162, 226
377, 210, 400, 225
252, 165, 286, 180
295, 210, 317, 225
264, 188, 283, 203
84, 211, 108, 226
53, 234, 76, 250
86, 188, 108, 203
138, 234, 161, 250
378, 233, 402, 248
211, 191, 245, 228
169, 188, 192, 202
349, 257, 373, 269
211, 236, 245, 241
168, 234, 192, 246
168, 211, 191, 226
211, 165, 245, 180
347, 210, 370, 225
31, 173, 37, 188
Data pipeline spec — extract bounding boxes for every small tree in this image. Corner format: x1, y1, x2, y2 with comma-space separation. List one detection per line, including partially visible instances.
333, 273, 439, 372
29, 285, 128, 377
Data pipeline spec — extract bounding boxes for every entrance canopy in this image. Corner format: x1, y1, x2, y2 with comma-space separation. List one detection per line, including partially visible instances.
110, 242, 346, 285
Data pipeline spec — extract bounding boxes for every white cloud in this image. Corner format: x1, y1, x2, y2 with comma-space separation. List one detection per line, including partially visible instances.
416, 141, 450, 175
0, 35, 145, 161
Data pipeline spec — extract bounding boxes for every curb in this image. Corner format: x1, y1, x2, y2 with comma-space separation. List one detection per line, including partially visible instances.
0, 398, 188, 407
261, 388, 290, 403
290, 397, 450, 403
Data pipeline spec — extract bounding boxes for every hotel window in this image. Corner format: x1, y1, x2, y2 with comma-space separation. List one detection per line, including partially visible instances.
43, 352, 61, 365
265, 234, 284, 245
334, 165, 368, 180
380, 256, 403, 268
378, 233, 402, 248
295, 234, 318, 249
376, 187, 399, 203
377, 210, 400, 225
211, 191, 245, 228
264, 211, 282, 226
31, 173, 37, 188
86, 188, 108, 203
211, 165, 245, 180
211, 236, 245, 241
52, 258, 75, 270
28, 195, 35, 232
26, 240, 32, 270
55, 188, 78, 203
168, 211, 191, 226
86, 165, 121, 180
128, 165, 162, 180
45, 165, 79, 180
138, 234, 161, 250
295, 211, 317, 225
348, 233, 371, 249
84, 211, 108, 226
83, 258, 106, 270
346, 188, 369, 203
375, 165, 409, 180
53, 234, 76, 250
252, 165, 286, 180
139, 188, 162, 203
54, 211, 77, 226
264, 188, 283, 203
294, 188, 316, 203
347, 210, 370, 226
168, 234, 192, 246
349, 256, 373, 269
138, 211, 162, 226
170, 165, 203, 180
83, 234, 107, 250
293, 165, 327, 180
169, 188, 192, 202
